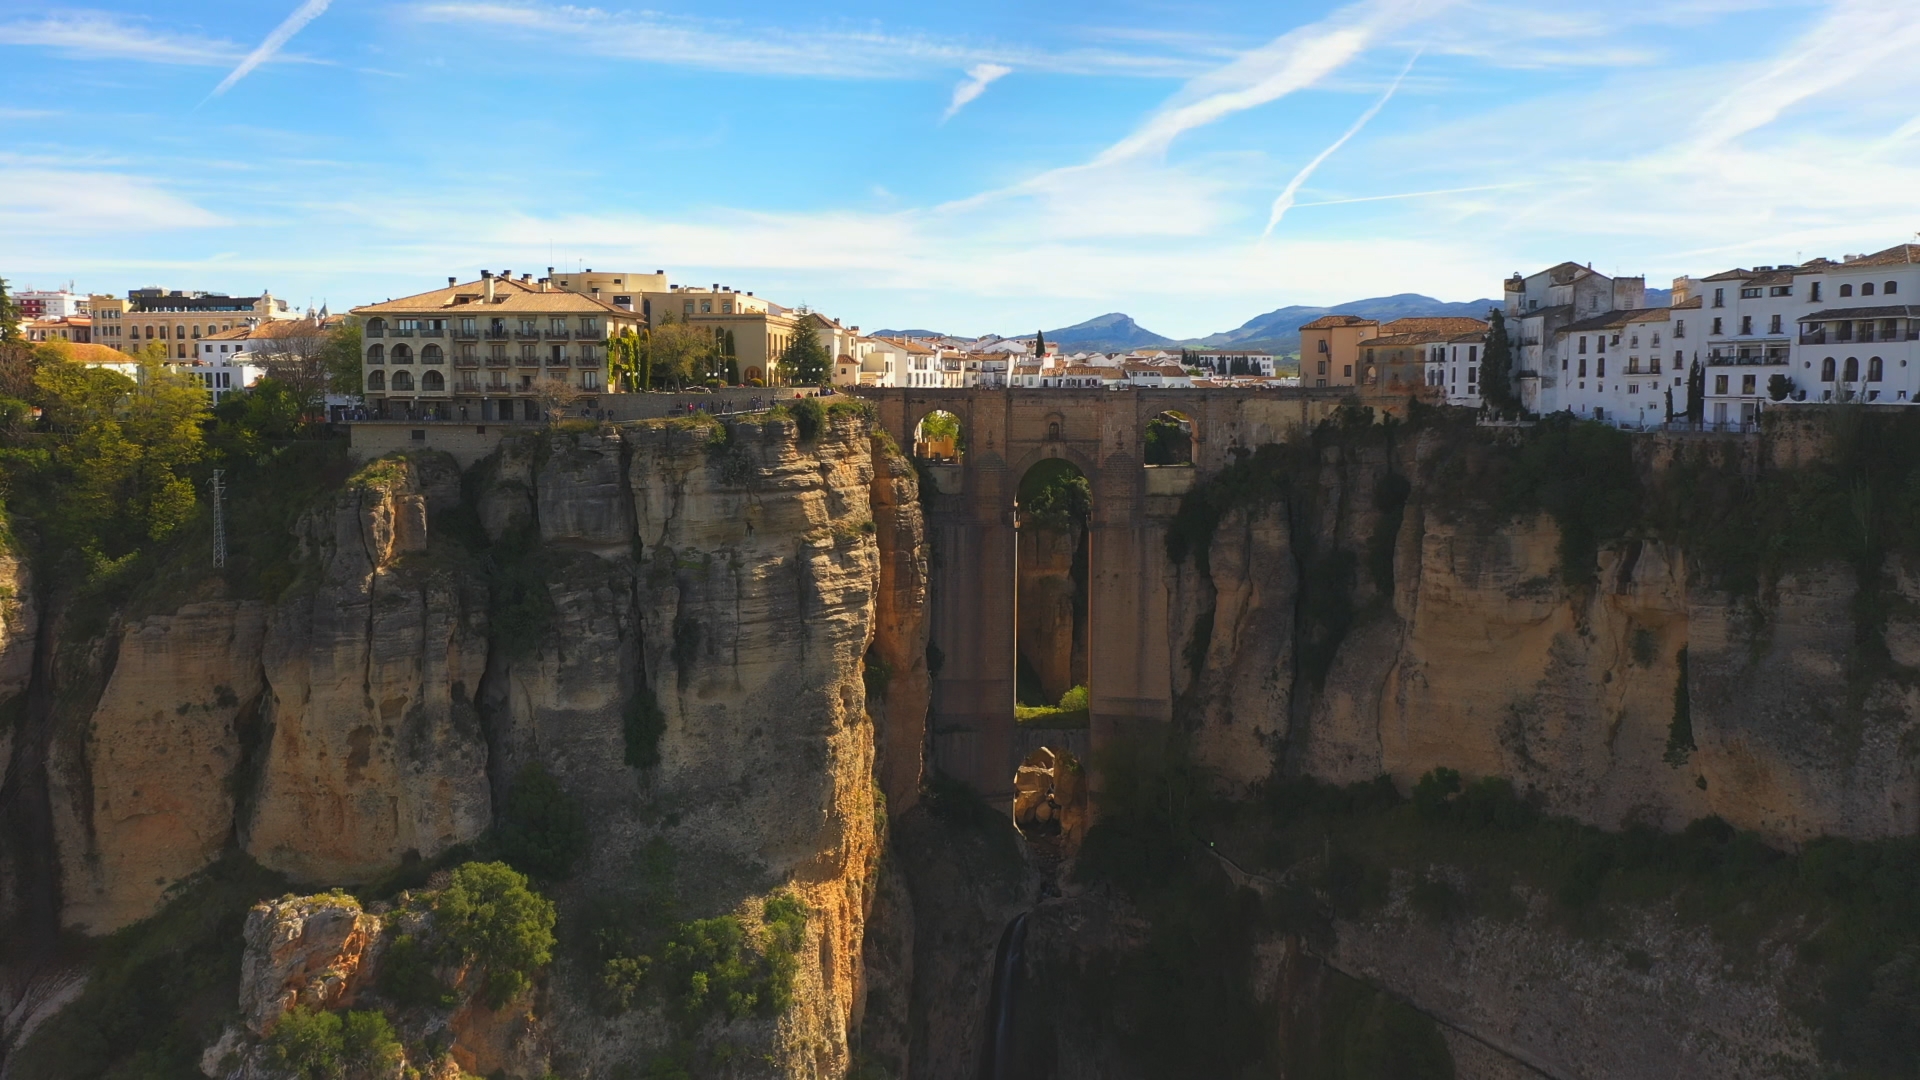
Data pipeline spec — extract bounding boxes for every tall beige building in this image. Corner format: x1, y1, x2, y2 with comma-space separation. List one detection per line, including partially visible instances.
92, 289, 295, 357
351, 271, 641, 421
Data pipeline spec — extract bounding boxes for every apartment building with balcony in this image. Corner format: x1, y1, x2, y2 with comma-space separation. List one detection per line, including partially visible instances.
1791, 244, 1920, 405
1356, 317, 1486, 397
1542, 305, 1693, 425
1425, 328, 1492, 407
351, 271, 640, 421
1695, 265, 1800, 424
636, 284, 800, 384
1505, 262, 1646, 413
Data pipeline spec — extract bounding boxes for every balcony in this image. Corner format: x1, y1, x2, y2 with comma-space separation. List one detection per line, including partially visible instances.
544, 329, 572, 340
365, 327, 385, 338
576, 355, 601, 367
454, 355, 479, 368
456, 380, 483, 394
484, 329, 510, 341
394, 328, 416, 337
486, 355, 510, 368
515, 328, 541, 340
421, 328, 445, 338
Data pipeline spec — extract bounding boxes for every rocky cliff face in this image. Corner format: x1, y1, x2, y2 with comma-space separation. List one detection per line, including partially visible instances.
7, 410, 927, 1079
1173, 428, 1920, 847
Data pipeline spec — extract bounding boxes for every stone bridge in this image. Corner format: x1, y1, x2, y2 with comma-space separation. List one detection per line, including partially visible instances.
858, 386, 1351, 803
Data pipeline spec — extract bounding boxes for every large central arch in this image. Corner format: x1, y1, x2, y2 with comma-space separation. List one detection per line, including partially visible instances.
860, 385, 1343, 804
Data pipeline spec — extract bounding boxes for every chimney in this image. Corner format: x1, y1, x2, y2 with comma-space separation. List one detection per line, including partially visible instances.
482, 270, 495, 303
591, 287, 601, 299
503, 269, 511, 281
448, 276, 457, 287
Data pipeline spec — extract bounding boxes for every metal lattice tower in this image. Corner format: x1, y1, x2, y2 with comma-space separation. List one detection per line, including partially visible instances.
210, 469, 227, 569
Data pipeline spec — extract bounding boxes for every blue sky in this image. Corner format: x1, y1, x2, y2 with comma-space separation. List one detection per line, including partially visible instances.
3, 0, 1919, 338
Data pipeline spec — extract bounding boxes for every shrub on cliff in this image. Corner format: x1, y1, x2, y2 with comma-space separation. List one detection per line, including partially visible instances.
497, 764, 590, 881
266, 1007, 402, 1080
435, 862, 557, 1008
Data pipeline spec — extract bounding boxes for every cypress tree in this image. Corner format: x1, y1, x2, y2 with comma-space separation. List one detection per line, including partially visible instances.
1479, 310, 1519, 414
1687, 360, 1706, 422
0, 278, 18, 343
1035, 329, 1047, 356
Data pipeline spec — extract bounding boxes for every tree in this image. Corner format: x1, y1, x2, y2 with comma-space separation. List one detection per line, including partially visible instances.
778, 324, 831, 387
530, 375, 584, 422
435, 861, 557, 1008
0, 278, 19, 343
1479, 310, 1519, 414
1687, 360, 1706, 422
1768, 373, 1794, 402
318, 318, 364, 399
648, 317, 710, 391
250, 321, 336, 425
1035, 329, 1047, 357
266, 1007, 402, 1080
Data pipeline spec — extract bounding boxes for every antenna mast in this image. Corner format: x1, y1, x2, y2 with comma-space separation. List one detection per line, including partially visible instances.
210, 468, 227, 569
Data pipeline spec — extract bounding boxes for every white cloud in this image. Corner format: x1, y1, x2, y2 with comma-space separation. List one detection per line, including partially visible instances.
407, 2, 1212, 79
0, 10, 239, 65
942, 63, 1011, 122
208, 0, 332, 98
0, 167, 228, 234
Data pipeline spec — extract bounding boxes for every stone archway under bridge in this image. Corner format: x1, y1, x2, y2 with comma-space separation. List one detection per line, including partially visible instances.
856, 385, 1350, 806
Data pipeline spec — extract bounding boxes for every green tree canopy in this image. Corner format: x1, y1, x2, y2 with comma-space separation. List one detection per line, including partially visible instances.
0, 278, 19, 343
778, 323, 831, 386
318, 318, 363, 398
435, 861, 557, 1008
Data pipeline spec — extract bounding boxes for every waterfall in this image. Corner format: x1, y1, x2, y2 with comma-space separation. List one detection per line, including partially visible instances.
978, 911, 1030, 1080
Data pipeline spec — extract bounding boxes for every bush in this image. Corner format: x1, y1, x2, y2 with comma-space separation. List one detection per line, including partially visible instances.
266, 1007, 402, 1080
435, 862, 557, 1008
376, 933, 453, 1009
789, 397, 826, 440
497, 764, 589, 881
1057, 684, 1088, 711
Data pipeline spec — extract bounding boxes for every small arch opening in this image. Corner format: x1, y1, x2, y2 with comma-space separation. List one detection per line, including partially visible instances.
913, 409, 963, 462
1012, 746, 1087, 846
1144, 410, 1194, 465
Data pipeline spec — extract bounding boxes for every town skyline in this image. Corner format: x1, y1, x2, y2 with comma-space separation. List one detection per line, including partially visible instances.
4, 0, 1919, 337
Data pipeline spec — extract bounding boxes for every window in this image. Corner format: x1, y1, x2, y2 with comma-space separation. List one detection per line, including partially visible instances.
582, 370, 601, 390
461, 318, 477, 333
521, 344, 536, 362
1578, 336, 1588, 354
1652, 333, 1661, 346
1741, 287, 1761, 299
1822, 357, 1836, 381
1869, 356, 1884, 381
1840, 283, 1853, 297
1742, 374, 1756, 395
721, 303, 733, 314
1712, 317, 1723, 335
1886, 281, 1899, 295
367, 370, 385, 390
1715, 374, 1728, 394
550, 318, 566, 333
1674, 320, 1685, 339
1811, 282, 1822, 301
367, 344, 384, 364
391, 343, 413, 363
1845, 357, 1859, 381
1468, 345, 1478, 362
1343, 365, 1352, 378
1578, 358, 1587, 377
1629, 383, 1640, 395
422, 370, 445, 391
391, 370, 414, 391
683, 301, 695, 315
1770, 314, 1782, 334
1863, 283, 1876, 297
1713, 288, 1725, 307
1597, 357, 1606, 377
421, 344, 443, 363
1317, 360, 1327, 374
1467, 366, 1477, 384
1740, 316, 1753, 335
701, 301, 712, 313
1770, 286, 1792, 297
1317, 339, 1329, 353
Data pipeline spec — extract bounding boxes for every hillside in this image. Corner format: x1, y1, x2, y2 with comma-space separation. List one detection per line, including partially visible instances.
1041, 312, 1176, 353
1192, 293, 1502, 354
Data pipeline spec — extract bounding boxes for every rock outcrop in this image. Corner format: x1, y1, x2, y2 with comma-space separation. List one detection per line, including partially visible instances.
239, 893, 380, 1035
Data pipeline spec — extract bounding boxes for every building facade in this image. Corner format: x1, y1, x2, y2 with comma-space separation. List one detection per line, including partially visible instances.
1791, 245, 1920, 406
352, 272, 640, 421
1298, 315, 1376, 388
110, 289, 294, 358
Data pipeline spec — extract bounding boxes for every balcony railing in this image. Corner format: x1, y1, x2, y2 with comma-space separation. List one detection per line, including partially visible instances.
516, 329, 541, 340
421, 328, 445, 338
365, 328, 385, 338
394, 328, 416, 337
576, 356, 601, 367
454, 356, 479, 368
454, 328, 479, 340
544, 329, 572, 340
484, 329, 510, 340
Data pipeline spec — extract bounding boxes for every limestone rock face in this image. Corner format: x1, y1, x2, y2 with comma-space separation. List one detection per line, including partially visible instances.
245, 454, 492, 883
53, 601, 268, 933
1016, 525, 1081, 704
239, 894, 378, 1035
868, 440, 930, 812
535, 431, 635, 552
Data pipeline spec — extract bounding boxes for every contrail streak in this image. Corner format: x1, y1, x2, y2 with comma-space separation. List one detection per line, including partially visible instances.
1263, 47, 1421, 236
206, 0, 330, 99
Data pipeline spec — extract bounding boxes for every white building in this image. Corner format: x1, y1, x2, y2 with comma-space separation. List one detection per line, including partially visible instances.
1542, 306, 1693, 426
1790, 244, 1920, 405
1188, 349, 1276, 376
1122, 363, 1193, 388
1692, 266, 1800, 425
1506, 262, 1647, 414
16, 289, 88, 319
1425, 330, 1489, 407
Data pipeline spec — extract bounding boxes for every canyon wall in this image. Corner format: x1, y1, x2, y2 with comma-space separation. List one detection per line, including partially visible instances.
4, 412, 928, 1079
1172, 427, 1920, 847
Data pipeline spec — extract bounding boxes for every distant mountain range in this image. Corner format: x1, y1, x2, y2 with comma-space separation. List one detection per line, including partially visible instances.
880, 289, 1680, 356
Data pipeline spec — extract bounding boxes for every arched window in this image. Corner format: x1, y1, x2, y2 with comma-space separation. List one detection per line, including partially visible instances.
1822, 357, 1836, 381
421, 344, 443, 364
1886, 281, 1899, 295
1844, 356, 1859, 381
1840, 283, 1854, 298
175, 325, 186, 338
390, 370, 414, 391
367, 370, 386, 391
421, 370, 445, 391
366, 318, 386, 336
191, 326, 201, 338
1863, 283, 1876, 297
391, 343, 413, 363
177, 344, 186, 358
367, 343, 384, 364
1869, 356, 1884, 381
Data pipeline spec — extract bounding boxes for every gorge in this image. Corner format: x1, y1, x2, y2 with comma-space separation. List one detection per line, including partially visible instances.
1, 390, 1918, 1080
